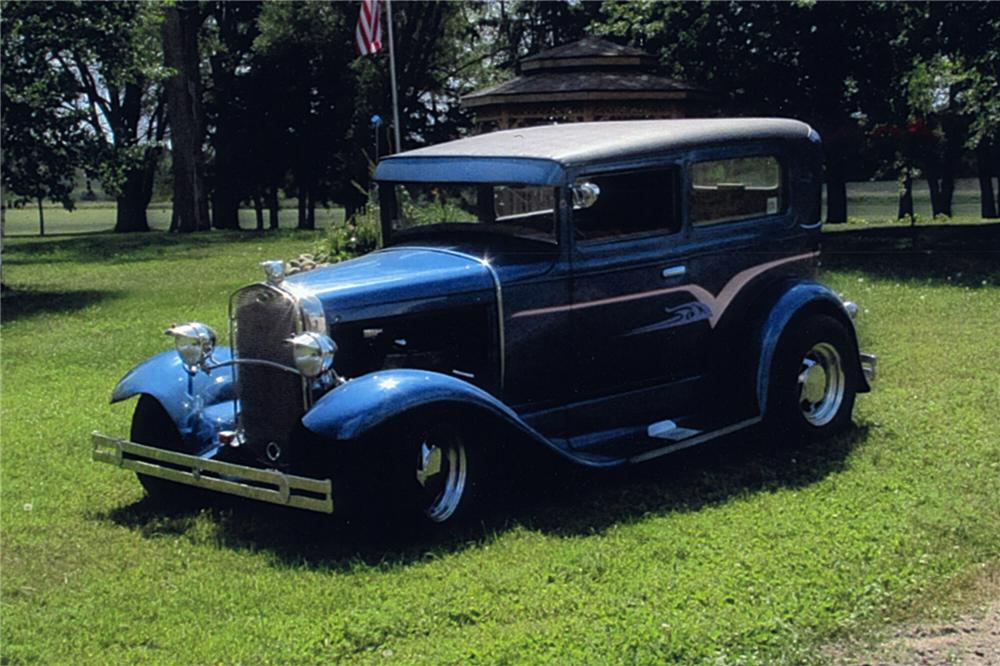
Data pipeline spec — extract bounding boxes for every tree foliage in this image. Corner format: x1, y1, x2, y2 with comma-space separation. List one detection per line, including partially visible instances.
1, 1, 87, 235
2, 1, 169, 232
3, 0, 998, 233
592, 0, 999, 221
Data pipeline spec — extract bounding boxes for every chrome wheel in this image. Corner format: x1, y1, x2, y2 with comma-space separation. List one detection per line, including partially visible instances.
797, 342, 845, 427
414, 429, 468, 523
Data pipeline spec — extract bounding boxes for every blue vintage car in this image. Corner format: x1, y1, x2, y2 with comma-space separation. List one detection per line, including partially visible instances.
93, 118, 876, 525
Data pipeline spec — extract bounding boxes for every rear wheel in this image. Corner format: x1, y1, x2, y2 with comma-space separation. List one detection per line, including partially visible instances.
130, 395, 208, 506
766, 315, 857, 443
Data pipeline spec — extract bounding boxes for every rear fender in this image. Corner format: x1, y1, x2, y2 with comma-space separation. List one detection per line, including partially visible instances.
111, 348, 236, 439
302, 369, 563, 456
754, 281, 870, 415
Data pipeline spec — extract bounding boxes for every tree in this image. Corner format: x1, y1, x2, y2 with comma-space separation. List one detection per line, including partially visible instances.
7, 1, 169, 232
1, 3, 87, 235
163, 2, 210, 232
594, 2, 880, 223
203, 1, 263, 231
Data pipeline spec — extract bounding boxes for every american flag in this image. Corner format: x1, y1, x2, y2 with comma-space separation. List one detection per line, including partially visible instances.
355, 0, 382, 56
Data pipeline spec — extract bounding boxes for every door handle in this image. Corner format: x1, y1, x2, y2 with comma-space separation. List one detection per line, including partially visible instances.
661, 265, 687, 279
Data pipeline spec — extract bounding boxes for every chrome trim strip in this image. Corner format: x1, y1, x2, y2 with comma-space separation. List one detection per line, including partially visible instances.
629, 417, 761, 464
92, 433, 333, 513
380, 246, 507, 389
281, 281, 327, 334
207, 358, 303, 376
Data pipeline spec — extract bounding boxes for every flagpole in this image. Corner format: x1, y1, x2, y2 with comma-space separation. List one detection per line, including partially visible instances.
385, 0, 403, 153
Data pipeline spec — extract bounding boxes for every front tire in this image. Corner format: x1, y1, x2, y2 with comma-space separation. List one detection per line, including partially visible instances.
766, 314, 857, 443
387, 417, 482, 526
130, 395, 207, 506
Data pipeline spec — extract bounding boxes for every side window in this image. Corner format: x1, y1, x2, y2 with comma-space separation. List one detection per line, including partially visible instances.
690, 156, 783, 226
573, 168, 680, 241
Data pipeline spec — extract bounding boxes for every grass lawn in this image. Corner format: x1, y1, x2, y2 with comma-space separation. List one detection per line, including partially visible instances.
1, 224, 998, 664
2, 201, 346, 236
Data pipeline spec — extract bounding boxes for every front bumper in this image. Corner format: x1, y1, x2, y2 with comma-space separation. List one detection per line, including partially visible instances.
91, 433, 333, 513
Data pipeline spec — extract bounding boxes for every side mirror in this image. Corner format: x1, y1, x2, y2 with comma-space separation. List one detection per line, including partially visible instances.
571, 182, 600, 209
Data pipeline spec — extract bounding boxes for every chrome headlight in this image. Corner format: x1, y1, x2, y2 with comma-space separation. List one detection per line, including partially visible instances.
289, 331, 337, 378
165, 322, 217, 370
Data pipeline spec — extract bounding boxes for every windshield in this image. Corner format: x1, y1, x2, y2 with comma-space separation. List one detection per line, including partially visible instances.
387, 182, 558, 243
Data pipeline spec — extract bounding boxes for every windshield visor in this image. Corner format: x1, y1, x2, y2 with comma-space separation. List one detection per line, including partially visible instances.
386, 183, 559, 244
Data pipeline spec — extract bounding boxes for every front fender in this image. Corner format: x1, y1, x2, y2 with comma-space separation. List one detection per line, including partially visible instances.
111, 348, 236, 435
755, 281, 869, 413
302, 369, 579, 460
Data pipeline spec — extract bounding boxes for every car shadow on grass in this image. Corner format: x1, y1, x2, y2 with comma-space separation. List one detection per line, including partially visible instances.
821, 222, 1000, 287
1, 286, 119, 323
100, 423, 871, 571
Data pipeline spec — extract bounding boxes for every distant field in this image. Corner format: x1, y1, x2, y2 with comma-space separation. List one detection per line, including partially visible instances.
2, 179, 992, 236
2, 201, 346, 236
830, 178, 989, 226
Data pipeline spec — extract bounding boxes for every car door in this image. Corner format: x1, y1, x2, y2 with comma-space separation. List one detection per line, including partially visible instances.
567, 164, 712, 432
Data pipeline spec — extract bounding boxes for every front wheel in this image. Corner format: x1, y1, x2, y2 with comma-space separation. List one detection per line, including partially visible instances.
130, 395, 208, 507
766, 315, 858, 443
385, 417, 482, 526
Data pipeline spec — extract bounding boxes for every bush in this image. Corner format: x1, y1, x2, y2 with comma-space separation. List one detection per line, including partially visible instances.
314, 186, 381, 263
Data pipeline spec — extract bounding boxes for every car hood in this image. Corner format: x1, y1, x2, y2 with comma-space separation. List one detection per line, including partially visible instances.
285, 247, 496, 322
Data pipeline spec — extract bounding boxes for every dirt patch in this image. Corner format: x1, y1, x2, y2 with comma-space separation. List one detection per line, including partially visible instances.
854, 602, 1000, 665
829, 564, 1000, 666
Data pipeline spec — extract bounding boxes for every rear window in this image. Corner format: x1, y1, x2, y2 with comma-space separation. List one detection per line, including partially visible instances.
690, 156, 784, 226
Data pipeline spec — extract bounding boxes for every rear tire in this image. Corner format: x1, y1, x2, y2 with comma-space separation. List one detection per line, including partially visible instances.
130, 395, 208, 507
765, 315, 858, 443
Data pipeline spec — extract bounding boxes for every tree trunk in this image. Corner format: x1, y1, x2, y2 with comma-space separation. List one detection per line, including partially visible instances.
823, 145, 848, 223
211, 167, 241, 229
36, 196, 45, 236
897, 169, 914, 220
926, 169, 944, 218
163, 3, 209, 233
826, 172, 847, 224
940, 172, 955, 218
297, 178, 314, 230
307, 192, 316, 229
268, 188, 280, 230
253, 192, 264, 231
1, 193, 5, 290
208, 53, 240, 228
115, 167, 152, 232
977, 144, 998, 219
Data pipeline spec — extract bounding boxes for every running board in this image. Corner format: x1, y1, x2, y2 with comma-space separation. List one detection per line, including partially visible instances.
647, 419, 702, 441
630, 417, 762, 464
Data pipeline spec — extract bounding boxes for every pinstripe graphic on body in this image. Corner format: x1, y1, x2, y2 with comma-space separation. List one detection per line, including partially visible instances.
510, 251, 818, 328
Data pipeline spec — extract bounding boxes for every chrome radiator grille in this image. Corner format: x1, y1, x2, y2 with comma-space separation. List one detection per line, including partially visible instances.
231, 284, 305, 465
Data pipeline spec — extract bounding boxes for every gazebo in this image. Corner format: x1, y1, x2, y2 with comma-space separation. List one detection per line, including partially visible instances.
461, 37, 719, 130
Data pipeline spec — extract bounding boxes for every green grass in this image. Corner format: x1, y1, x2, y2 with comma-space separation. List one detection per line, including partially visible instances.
2, 201, 346, 236
2, 227, 999, 664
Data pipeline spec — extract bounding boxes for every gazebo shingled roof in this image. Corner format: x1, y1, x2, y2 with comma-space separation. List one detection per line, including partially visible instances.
461, 37, 718, 130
